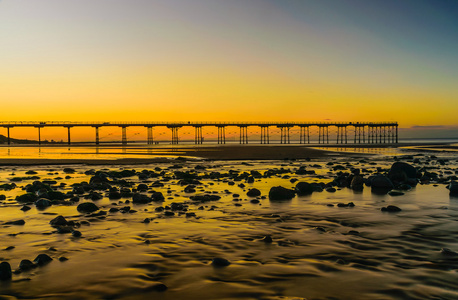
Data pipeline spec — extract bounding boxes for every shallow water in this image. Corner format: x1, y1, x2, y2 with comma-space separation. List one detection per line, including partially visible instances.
0, 155, 457, 299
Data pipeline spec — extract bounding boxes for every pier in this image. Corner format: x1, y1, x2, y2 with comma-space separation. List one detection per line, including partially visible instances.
0, 121, 398, 145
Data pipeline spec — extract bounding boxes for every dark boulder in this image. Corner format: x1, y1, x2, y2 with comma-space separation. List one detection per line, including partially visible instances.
246, 188, 261, 197
77, 202, 99, 213
211, 257, 231, 267
370, 175, 394, 194
16, 193, 38, 203
295, 182, 313, 195
389, 162, 417, 182
268, 186, 296, 200
350, 175, 364, 191
151, 192, 165, 202
35, 198, 52, 209
50, 215, 68, 227
132, 193, 151, 204
0, 262, 12, 280
19, 259, 36, 271
33, 254, 53, 266
448, 181, 458, 197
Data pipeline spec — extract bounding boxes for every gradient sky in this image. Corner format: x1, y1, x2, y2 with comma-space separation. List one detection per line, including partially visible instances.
1, 0, 457, 131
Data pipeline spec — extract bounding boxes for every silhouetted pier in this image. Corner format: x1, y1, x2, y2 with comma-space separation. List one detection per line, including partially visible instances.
0, 121, 398, 145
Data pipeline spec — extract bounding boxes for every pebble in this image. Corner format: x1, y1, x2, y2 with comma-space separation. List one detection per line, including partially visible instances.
0, 262, 12, 281
381, 205, 402, 212
33, 254, 53, 266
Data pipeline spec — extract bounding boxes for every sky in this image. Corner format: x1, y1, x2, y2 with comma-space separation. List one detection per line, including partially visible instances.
1, 0, 457, 139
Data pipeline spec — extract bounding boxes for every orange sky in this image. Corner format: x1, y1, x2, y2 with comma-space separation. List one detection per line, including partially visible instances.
1, 0, 457, 140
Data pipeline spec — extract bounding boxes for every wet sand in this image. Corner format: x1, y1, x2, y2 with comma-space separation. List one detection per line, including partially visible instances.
0, 148, 457, 299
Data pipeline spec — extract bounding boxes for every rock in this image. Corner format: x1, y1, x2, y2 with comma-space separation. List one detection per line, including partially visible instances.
145, 283, 168, 292
63, 168, 76, 174
5, 219, 25, 225
250, 199, 260, 204
337, 202, 355, 208
0, 262, 12, 280
33, 254, 53, 266
262, 235, 273, 243
50, 215, 68, 226
381, 205, 402, 212
151, 192, 165, 202
20, 205, 31, 211
295, 182, 314, 195
350, 175, 364, 190
19, 259, 35, 271
72, 230, 82, 237
77, 202, 99, 213
189, 194, 221, 202
325, 187, 336, 193
440, 248, 458, 256
35, 198, 52, 209
268, 186, 296, 200
132, 193, 151, 204
15, 193, 38, 203
388, 191, 404, 196
246, 188, 261, 197
108, 191, 121, 200
448, 181, 458, 196
370, 175, 394, 194
389, 162, 417, 179
211, 257, 231, 267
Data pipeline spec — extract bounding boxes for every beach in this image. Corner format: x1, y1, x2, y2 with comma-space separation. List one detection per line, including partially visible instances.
0, 144, 457, 299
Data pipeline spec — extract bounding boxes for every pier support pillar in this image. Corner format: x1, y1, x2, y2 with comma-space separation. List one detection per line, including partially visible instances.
95, 127, 100, 145
37, 127, 41, 145
7, 127, 10, 145
239, 126, 248, 144
279, 127, 291, 144
217, 126, 226, 144
66, 127, 72, 145
260, 126, 269, 144
194, 126, 203, 144
147, 127, 153, 145
169, 126, 180, 144
121, 127, 127, 145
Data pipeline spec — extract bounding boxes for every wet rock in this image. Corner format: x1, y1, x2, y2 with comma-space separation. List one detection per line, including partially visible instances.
190, 194, 221, 202
295, 182, 313, 195
50, 215, 68, 226
0, 262, 12, 281
108, 191, 121, 200
19, 259, 36, 271
151, 192, 165, 202
350, 175, 365, 191
77, 202, 99, 213
389, 162, 417, 179
57, 226, 73, 234
325, 187, 336, 193
337, 202, 355, 208
184, 185, 196, 193
20, 205, 31, 211
388, 191, 404, 196
132, 193, 151, 204
63, 168, 76, 174
15, 193, 38, 203
246, 188, 261, 197
5, 219, 25, 225
35, 198, 52, 209
268, 186, 296, 200
440, 248, 458, 256
250, 199, 260, 204
211, 257, 231, 267
262, 235, 273, 243
145, 283, 168, 292
370, 175, 394, 194
34, 254, 53, 265
164, 211, 175, 217
448, 181, 458, 196
59, 257, 69, 262
72, 230, 82, 237
381, 205, 402, 212
109, 207, 119, 213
